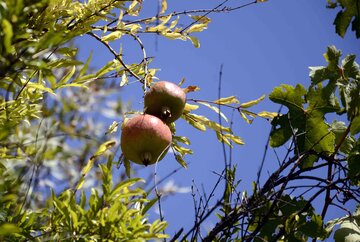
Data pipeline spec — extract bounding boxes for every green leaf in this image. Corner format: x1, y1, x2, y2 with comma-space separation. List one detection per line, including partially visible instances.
93, 140, 116, 157
332, 0, 360, 38
142, 197, 159, 215
334, 217, 360, 242
348, 140, 360, 185
331, 120, 354, 154
269, 84, 306, 111
109, 178, 144, 201
269, 83, 337, 168
105, 121, 119, 135
1, 19, 14, 54
57, 66, 76, 87
351, 115, 360, 135
124, 158, 131, 178
27, 82, 56, 95
173, 135, 191, 145
270, 114, 292, 147
0, 223, 21, 235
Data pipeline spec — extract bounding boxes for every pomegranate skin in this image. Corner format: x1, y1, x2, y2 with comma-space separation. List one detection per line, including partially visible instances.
121, 114, 172, 166
144, 81, 186, 123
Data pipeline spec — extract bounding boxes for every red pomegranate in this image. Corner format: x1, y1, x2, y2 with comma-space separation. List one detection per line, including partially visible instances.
121, 114, 172, 166
144, 81, 186, 123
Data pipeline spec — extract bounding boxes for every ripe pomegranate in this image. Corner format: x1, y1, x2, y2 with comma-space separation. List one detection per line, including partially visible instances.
121, 114, 172, 166
144, 81, 186, 123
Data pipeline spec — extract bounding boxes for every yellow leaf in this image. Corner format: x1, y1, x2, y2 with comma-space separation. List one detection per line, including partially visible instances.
162, 32, 184, 40
216, 132, 232, 147
186, 23, 207, 33
175, 154, 187, 168
160, 0, 167, 14
240, 95, 265, 108
128, 0, 141, 16
183, 103, 199, 112
127, 24, 141, 33
188, 36, 200, 48
205, 120, 231, 133
224, 133, 244, 145
183, 113, 206, 131
146, 25, 167, 33
170, 16, 180, 29
101, 31, 123, 42
257, 111, 278, 119
213, 96, 240, 105
197, 101, 228, 122
159, 14, 173, 25
173, 144, 193, 155
173, 136, 191, 145
240, 111, 253, 124
190, 15, 211, 24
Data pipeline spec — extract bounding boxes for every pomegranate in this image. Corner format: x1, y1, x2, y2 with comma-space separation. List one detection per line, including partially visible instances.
121, 114, 172, 166
144, 81, 186, 123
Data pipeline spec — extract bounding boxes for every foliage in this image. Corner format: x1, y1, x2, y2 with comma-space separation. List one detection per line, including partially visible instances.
327, 0, 360, 38
0, 0, 359, 241
172, 45, 359, 241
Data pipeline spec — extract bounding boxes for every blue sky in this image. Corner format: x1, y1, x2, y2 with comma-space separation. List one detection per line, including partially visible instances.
78, 0, 360, 237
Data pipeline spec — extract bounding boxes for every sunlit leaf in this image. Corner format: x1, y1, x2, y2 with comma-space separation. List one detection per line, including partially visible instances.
160, 0, 167, 14
102, 31, 123, 42
183, 85, 200, 93
26, 82, 56, 95
186, 23, 207, 33
57, 66, 76, 87
190, 15, 211, 24
120, 73, 129, 86
213, 96, 240, 105
93, 140, 116, 157
183, 103, 199, 112
1, 19, 14, 54
257, 111, 278, 119
173, 136, 191, 145
175, 154, 187, 168
188, 36, 200, 48
240, 95, 265, 108
197, 101, 228, 122
106, 121, 119, 135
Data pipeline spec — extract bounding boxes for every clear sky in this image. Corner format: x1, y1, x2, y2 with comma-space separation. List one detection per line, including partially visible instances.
77, 0, 360, 237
